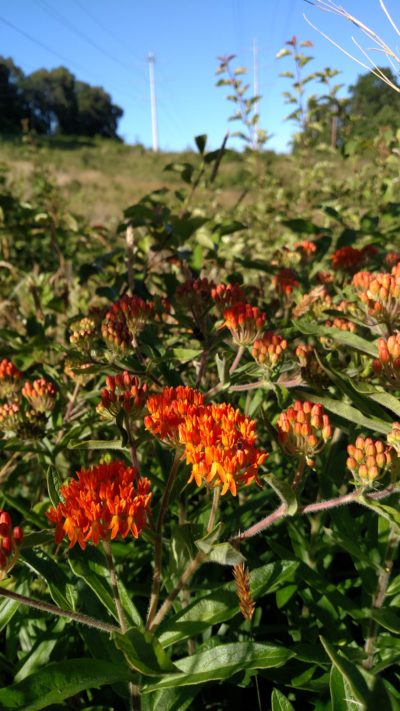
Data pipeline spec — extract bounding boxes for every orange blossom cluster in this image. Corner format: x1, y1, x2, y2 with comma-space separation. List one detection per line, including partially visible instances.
0, 359, 22, 399
144, 386, 205, 446
99, 371, 148, 418
0, 509, 23, 575
373, 334, 400, 386
47, 460, 151, 549
331, 246, 365, 272
276, 400, 332, 465
347, 437, 394, 487
21, 378, 57, 413
252, 331, 288, 370
223, 303, 266, 346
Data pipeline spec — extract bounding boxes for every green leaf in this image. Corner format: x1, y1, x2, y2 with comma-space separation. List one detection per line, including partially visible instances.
158, 560, 298, 647
271, 688, 295, 711
21, 549, 77, 611
370, 608, 400, 634
143, 641, 294, 692
68, 547, 118, 621
0, 658, 133, 710
113, 628, 178, 676
205, 542, 245, 566
67, 439, 127, 450
293, 319, 378, 357
195, 134, 207, 154
320, 637, 369, 705
264, 473, 298, 515
46, 466, 63, 508
172, 348, 203, 363
358, 498, 400, 531
0, 595, 19, 633
142, 686, 198, 711
330, 666, 358, 711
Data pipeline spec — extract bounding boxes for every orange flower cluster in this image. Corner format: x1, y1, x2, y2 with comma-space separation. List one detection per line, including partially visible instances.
0, 509, 23, 575
351, 271, 374, 293
357, 273, 400, 328
98, 372, 148, 418
347, 437, 393, 486
276, 400, 332, 465
272, 268, 299, 295
144, 386, 205, 446
179, 402, 267, 495
22, 378, 57, 413
0, 402, 19, 431
101, 294, 153, 351
294, 240, 317, 261
391, 261, 400, 279
0, 359, 22, 399
373, 334, 400, 386
331, 246, 364, 272
211, 283, 246, 311
47, 460, 151, 549
324, 318, 356, 333
70, 317, 97, 352
223, 303, 266, 346
252, 331, 288, 370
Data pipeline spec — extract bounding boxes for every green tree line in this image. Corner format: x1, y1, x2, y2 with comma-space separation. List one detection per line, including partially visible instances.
0, 57, 123, 138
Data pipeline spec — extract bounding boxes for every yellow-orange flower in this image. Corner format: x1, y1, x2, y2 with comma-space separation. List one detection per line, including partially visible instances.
144, 386, 205, 446
47, 460, 151, 549
223, 303, 266, 346
179, 403, 267, 496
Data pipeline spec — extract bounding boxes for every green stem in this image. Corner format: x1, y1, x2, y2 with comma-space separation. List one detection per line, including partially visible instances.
363, 523, 400, 670
292, 456, 306, 491
0, 585, 120, 634
103, 541, 140, 711
149, 485, 222, 632
146, 452, 180, 629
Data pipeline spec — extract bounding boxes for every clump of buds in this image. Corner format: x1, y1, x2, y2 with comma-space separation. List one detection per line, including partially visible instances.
0, 402, 20, 432
387, 422, 400, 456
101, 311, 131, 353
223, 303, 266, 346
346, 436, 394, 487
69, 317, 98, 353
373, 334, 400, 387
325, 318, 356, 333
294, 240, 317, 262
22, 378, 57, 413
176, 278, 215, 324
357, 273, 400, 329
211, 282, 246, 313
252, 331, 288, 372
276, 400, 332, 466
98, 371, 148, 420
391, 262, 400, 279
64, 358, 93, 385
351, 271, 375, 294
118, 294, 154, 336
295, 344, 331, 388
272, 268, 299, 296
0, 509, 23, 577
0, 359, 22, 399
331, 246, 364, 273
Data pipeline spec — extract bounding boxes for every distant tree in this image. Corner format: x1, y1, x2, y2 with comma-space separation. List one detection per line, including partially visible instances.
0, 57, 26, 132
75, 82, 123, 138
346, 68, 400, 141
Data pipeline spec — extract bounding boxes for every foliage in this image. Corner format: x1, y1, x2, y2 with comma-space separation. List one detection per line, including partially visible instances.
0, 53, 400, 711
0, 57, 123, 138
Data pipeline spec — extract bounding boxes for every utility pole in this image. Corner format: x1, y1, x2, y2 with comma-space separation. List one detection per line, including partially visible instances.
148, 53, 159, 151
252, 38, 260, 150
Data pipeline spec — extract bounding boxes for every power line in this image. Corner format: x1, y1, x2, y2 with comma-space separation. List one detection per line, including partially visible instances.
34, 0, 145, 87
70, 0, 145, 71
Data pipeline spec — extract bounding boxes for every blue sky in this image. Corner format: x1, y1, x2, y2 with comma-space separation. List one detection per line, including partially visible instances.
1, 1, 398, 152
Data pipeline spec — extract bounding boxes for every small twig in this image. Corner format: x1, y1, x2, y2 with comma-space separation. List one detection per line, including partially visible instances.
363, 523, 399, 669
229, 345, 245, 375
146, 452, 180, 629
64, 381, 81, 423
103, 540, 128, 633
0, 585, 120, 634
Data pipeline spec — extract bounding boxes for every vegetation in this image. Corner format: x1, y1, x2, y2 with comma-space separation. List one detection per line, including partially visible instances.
0, 24, 400, 711
0, 58, 123, 138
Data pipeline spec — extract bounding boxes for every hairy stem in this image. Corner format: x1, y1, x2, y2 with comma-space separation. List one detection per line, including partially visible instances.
149, 485, 222, 632
0, 585, 120, 634
364, 523, 400, 670
229, 345, 245, 375
146, 452, 180, 629
292, 456, 306, 491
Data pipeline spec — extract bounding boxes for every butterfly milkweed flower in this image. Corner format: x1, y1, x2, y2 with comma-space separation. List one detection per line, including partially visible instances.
22, 378, 57, 413
276, 401, 332, 466
223, 302, 266, 346
211, 283, 246, 314
98, 371, 148, 420
144, 386, 205, 447
47, 460, 151, 549
0, 359, 22, 399
373, 334, 400, 387
356, 272, 400, 330
179, 403, 268, 496
331, 246, 365, 273
347, 437, 394, 487
252, 331, 288, 372
101, 294, 153, 352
